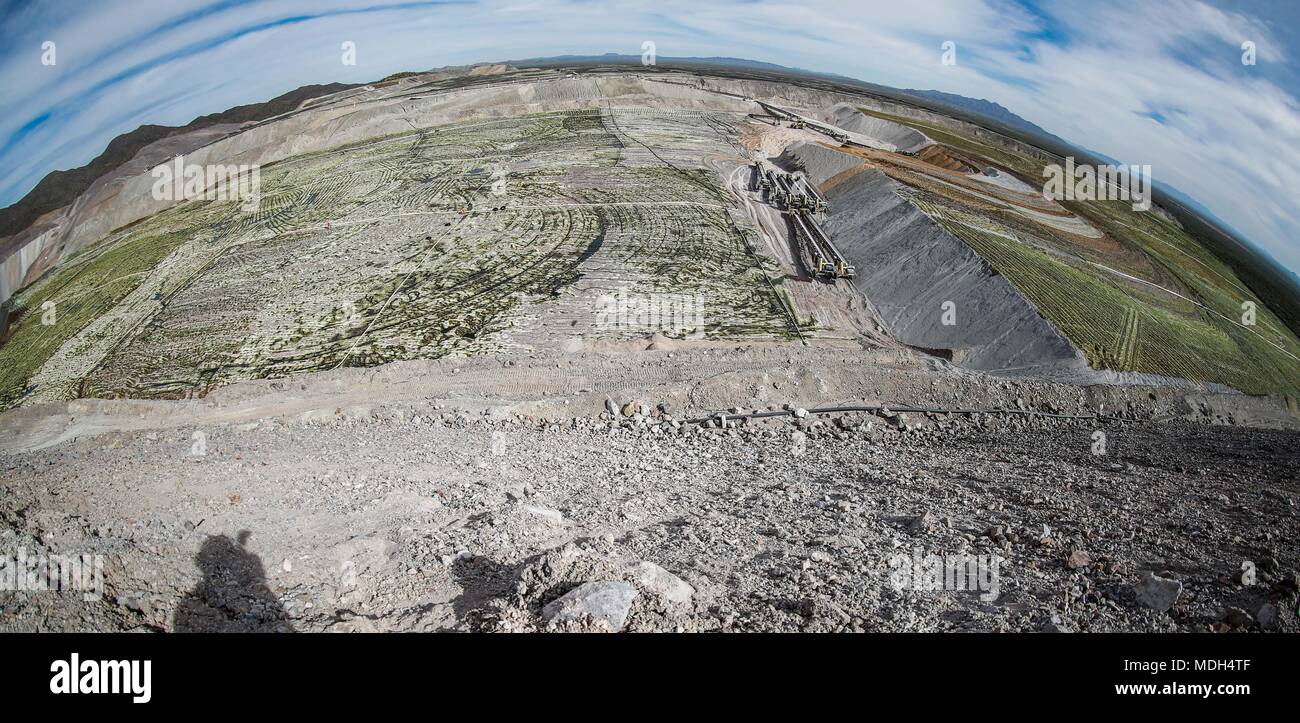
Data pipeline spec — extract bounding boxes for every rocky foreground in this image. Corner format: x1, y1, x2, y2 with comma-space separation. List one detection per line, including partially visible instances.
2, 399, 1297, 633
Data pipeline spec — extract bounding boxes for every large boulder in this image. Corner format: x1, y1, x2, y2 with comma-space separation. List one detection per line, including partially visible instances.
542, 581, 638, 631
1135, 572, 1182, 612
632, 562, 695, 606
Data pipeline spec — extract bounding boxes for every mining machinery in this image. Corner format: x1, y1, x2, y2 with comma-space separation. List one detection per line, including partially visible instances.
750, 164, 854, 280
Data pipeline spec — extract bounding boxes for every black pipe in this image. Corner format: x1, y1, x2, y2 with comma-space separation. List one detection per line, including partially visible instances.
678, 403, 1118, 426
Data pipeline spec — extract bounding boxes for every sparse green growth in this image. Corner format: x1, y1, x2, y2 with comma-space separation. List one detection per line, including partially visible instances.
0, 108, 799, 409
911, 193, 1300, 395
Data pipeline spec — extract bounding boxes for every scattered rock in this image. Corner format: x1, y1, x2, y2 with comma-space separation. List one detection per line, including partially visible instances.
326, 616, 382, 633
790, 430, 807, 454
541, 581, 638, 631
1040, 614, 1073, 633
907, 511, 936, 535
117, 592, 149, 615
1255, 603, 1278, 629
1273, 572, 1300, 600
632, 562, 694, 605
1066, 550, 1091, 570
1135, 572, 1182, 612
523, 505, 567, 525
1223, 606, 1254, 628
834, 414, 865, 430
620, 401, 642, 418
440, 550, 472, 566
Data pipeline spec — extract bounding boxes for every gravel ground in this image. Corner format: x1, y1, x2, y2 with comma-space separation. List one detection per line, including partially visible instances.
2, 389, 1296, 633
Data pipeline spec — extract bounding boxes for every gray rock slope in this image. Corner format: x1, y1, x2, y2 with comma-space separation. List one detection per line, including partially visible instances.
781, 142, 1087, 375
774, 141, 863, 185
824, 103, 932, 153
780, 142, 1212, 388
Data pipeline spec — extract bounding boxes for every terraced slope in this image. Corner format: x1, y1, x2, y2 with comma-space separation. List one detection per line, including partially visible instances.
0, 107, 803, 409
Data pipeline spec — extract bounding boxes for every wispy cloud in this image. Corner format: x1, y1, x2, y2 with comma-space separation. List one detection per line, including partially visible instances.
0, 0, 1296, 272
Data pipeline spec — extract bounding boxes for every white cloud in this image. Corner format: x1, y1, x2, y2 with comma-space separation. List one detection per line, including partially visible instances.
0, 0, 1295, 272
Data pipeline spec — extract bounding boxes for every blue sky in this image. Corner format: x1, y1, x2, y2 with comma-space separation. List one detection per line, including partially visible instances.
1, 0, 1297, 273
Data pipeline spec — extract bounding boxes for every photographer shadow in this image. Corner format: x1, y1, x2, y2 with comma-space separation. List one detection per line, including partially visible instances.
173, 530, 294, 632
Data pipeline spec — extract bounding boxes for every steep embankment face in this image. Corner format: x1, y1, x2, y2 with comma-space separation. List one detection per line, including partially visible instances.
780, 141, 1087, 375
0, 124, 248, 316
824, 102, 932, 153
826, 168, 1087, 374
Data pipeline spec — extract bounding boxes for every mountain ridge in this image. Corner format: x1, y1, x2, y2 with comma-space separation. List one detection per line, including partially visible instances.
0, 82, 357, 241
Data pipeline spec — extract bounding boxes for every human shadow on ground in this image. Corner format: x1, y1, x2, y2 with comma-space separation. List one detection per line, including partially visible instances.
173, 530, 294, 632
446, 554, 516, 631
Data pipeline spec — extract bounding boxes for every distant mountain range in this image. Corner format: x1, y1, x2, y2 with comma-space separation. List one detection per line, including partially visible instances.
895, 89, 1068, 145
0, 83, 356, 241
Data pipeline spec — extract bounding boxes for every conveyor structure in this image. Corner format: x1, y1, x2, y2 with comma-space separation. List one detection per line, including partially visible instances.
750, 163, 854, 280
